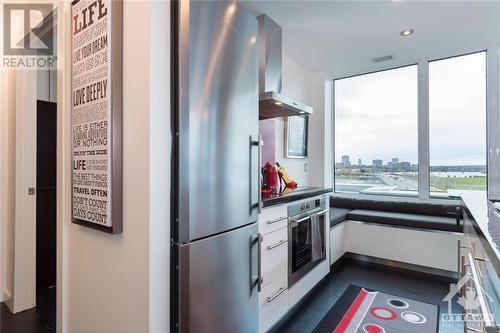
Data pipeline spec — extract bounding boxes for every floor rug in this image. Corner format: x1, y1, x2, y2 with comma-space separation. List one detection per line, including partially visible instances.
312, 285, 439, 333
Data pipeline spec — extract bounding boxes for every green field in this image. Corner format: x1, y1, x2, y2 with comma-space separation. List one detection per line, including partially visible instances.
430, 176, 486, 191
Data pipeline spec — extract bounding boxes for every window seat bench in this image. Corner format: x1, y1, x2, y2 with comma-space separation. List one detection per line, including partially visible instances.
328, 195, 464, 274
329, 194, 463, 233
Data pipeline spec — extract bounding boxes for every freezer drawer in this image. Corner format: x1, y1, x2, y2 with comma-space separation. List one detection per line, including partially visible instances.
177, 223, 259, 333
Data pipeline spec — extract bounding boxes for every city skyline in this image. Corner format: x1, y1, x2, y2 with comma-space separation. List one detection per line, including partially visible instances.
336, 155, 414, 170
336, 154, 486, 168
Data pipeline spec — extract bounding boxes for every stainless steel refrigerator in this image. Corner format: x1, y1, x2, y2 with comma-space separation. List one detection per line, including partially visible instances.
171, 1, 260, 332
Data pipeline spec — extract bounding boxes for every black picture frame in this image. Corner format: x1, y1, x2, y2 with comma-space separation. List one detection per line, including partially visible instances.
285, 116, 308, 159
70, 0, 123, 234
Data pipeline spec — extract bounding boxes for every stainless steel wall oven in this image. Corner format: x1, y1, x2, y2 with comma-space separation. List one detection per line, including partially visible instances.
288, 196, 327, 287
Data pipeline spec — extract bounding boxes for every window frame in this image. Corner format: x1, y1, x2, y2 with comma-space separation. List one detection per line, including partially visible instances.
332, 48, 498, 199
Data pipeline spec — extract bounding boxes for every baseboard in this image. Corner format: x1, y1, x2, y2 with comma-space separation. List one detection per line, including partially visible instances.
331, 252, 458, 283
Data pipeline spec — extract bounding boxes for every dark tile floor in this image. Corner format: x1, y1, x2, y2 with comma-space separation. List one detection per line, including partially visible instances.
1, 259, 463, 333
35, 287, 56, 332
269, 259, 464, 333
0, 303, 49, 333
0, 287, 55, 333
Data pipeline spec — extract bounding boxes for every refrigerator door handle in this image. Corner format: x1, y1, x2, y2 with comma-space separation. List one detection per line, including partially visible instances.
250, 135, 262, 214
258, 134, 262, 214
257, 233, 263, 292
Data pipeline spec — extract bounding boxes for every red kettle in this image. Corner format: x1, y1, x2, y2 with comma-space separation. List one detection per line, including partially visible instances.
261, 162, 279, 195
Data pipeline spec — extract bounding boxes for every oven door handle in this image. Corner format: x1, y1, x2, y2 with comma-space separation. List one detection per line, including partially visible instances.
290, 215, 309, 228
293, 216, 311, 224
291, 209, 328, 224
315, 209, 329, 217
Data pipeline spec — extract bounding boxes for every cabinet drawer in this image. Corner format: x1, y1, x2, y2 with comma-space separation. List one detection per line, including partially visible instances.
259, 205, 288, 235
261, 227, 288, 288
259, 275, 288, 333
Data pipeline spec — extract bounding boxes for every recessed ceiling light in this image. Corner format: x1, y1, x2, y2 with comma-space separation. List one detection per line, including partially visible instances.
400, 28, 414, 37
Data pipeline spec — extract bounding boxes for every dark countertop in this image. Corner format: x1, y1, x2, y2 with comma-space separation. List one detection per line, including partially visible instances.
453, 191, 500, 271
262, 186, 333, 208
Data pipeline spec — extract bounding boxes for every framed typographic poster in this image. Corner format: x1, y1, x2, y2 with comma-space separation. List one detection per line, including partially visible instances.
285, 116, 308, 159
71, 0, 122, 233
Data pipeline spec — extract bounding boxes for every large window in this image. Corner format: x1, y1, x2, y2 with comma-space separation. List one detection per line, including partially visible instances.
429, 52, 487, 197
334, 51, 487, 198
334, 66, 418, 196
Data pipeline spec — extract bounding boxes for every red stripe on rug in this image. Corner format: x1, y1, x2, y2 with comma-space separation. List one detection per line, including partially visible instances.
332, 289, 368, 333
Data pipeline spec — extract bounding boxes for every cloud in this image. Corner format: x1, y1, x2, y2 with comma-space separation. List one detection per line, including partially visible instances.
335, 53, 486, 166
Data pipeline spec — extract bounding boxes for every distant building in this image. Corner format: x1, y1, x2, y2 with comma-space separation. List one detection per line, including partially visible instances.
372, 159, 383, 167
358, 159, 362, 166
341, 155, 351, 168
387, 158, 399, 169
399, 161, 411, 171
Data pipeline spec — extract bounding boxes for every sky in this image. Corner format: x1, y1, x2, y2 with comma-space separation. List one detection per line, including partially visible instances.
334, 52, 486, 166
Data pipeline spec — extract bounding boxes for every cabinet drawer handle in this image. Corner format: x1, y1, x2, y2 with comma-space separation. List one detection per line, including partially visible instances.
267, 240, 286, 250
266, 287, 286, 303
267, 216, 287, 225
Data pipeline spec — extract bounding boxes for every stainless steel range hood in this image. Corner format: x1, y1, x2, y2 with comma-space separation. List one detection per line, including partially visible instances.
258, 14, 313, 120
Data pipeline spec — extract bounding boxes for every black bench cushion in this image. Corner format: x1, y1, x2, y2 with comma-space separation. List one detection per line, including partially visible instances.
330, 208, 351, 228
330, 194, 462, 217
346, 209, 463, 233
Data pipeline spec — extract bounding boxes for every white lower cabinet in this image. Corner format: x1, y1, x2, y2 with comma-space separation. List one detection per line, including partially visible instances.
258, 205, 289, 333
261, 227, 287, 288
258, 198, 330, 333
259, 275, 288, 333
259, 205, 288, 235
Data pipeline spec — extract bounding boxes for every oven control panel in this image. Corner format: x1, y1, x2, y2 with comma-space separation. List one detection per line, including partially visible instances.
300, 203, 311, 210
288, 195, 326, 217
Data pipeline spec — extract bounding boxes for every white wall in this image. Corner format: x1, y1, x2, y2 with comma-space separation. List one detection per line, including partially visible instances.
307, 71, 331, 187
148, 1, 170, 331
0, 69, 16, 307
272, 55, 313, 186
57, 1, 170, 332
37, 69, 57, 103
13, 70, 38, 313
276, 56, 331, 188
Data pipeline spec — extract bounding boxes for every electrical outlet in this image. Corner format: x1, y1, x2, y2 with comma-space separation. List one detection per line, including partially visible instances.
304, 163, 308, 172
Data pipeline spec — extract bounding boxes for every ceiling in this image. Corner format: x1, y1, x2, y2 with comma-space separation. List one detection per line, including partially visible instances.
241, 1, 500, 78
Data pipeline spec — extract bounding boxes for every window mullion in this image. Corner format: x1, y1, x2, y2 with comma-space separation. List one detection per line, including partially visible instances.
487, 47, 500, 200
418, 61, 430, 199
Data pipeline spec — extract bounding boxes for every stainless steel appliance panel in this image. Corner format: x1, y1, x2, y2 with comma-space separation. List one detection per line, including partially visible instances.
288, 196, 327, 286
177, 1, 259, 242
178, 223, 259, 333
